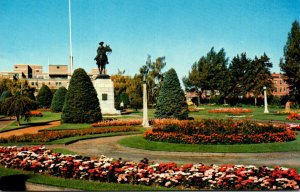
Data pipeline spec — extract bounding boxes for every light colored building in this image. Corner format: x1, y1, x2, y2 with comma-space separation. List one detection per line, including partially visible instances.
2, 64, 99, 93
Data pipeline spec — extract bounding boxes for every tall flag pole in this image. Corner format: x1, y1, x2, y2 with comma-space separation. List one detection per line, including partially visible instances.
68, 0, 73, 77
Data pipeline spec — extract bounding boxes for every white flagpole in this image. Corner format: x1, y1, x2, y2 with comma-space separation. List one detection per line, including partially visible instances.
68, 0, 73, 77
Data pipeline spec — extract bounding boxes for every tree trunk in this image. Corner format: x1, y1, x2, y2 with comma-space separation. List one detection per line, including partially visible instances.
254, 97, 257, 106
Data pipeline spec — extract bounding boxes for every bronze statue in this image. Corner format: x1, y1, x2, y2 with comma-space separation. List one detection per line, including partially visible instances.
94, 41, 112, 75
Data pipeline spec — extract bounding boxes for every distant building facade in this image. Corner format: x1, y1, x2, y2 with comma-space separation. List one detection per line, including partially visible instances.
0, 64, 98, 93
271, 73, 290, 96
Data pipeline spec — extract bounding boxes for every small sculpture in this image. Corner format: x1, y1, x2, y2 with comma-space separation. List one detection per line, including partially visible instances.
94, 41, 112, 75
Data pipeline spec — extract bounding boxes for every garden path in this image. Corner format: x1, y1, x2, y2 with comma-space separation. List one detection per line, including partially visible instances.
0, 120, 60, 138
0, 117, 14, 129
49, 134, 300, 168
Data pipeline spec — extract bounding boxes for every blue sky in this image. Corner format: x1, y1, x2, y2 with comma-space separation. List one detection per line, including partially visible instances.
0, 0, 299, 81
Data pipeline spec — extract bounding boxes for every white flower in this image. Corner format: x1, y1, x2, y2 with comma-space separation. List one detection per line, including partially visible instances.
165, 181, 171, 187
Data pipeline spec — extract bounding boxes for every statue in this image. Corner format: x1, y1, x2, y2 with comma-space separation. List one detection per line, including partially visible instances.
94, 41, 112, 75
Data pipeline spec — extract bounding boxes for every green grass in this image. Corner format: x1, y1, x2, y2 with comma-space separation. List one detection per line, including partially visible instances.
118, 132, 300, 153
0, 111, 61, 133
51, 148, 78, 155
188, 105, 300, 123
41, 123, 92, 131
0, 166, 174, 191
49, 131, 144, 145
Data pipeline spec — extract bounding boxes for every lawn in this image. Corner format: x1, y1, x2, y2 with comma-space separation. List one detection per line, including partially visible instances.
118, 132, 300, 153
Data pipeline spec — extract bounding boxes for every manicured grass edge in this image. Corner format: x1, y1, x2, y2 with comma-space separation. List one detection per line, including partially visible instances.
118, 132, 300, 153
50, 131, 144, 145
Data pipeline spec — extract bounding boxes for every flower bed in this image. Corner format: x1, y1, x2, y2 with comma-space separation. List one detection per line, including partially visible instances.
30, 110, 43, 117
287, 113, 300, 120
208, 108, 253, 114
144, 119, 295, 144
92, 119, 142, 127
0, 146, 299, 190
0, 127, 138, 143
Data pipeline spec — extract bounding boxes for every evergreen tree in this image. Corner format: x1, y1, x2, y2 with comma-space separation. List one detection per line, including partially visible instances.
37, 84, 53, 108
245, 53, 274, 105
280, 20, 300, 102
61, 68, 102, 123
155, 68, 188, 119
227, 53, 252, 99
51, 87, 68, 112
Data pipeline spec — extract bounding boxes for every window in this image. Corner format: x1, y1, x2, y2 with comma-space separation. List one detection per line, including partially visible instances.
280, 80, 282, 84
36, 70, 39, 72
274, 80, 277, 84
48, 82, 51, 85
102, 94, 108, 101
280, 87, 282, 92
275, 88, 278, 92
57, 66, 60, 69
31, 82, 34, 86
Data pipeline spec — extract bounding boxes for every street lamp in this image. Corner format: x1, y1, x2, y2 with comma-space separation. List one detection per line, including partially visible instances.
263, 86, 269, 113
142, 70, 150, 127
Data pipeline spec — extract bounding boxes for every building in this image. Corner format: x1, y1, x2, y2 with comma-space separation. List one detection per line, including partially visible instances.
1, 64, 99, 93
271, 73, 290, 96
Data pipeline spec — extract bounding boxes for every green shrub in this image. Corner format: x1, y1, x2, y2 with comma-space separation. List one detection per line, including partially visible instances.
0, 91, 12, 114
37, 84, 53, 108
155, 68, 189, 119
61, 68, 102, 123
51, 87, 68, 112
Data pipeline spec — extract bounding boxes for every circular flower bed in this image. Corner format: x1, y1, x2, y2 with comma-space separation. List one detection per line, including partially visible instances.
144, 119, 295, 144
0, 146, 299, 190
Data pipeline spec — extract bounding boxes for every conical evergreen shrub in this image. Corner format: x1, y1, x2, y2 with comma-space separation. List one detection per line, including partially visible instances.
37, 84, 53, 108
61, 68, 102, 123
155, 68, 189, 119
51, 87, 68, 112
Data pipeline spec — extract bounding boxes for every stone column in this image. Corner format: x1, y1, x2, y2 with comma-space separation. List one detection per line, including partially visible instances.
263, 86, 269, 113
142, 83, 150, 127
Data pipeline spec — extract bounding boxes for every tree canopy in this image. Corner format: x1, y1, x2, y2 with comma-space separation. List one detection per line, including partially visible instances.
37, 84, 53, 108
61, 68, 102, 123
155, 68, 188, 119
280, 20, 300, 102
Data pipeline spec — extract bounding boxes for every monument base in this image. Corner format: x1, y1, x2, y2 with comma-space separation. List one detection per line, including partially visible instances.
93, 78, 120, 115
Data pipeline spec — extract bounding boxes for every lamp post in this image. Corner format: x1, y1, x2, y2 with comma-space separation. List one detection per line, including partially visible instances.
142, 71, 150, 127
263, 86, 269, 113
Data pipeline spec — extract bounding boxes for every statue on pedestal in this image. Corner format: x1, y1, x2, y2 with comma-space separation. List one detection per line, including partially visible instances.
94, 41, 112, 77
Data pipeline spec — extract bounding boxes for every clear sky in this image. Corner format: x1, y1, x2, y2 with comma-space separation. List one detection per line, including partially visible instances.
0, 0, 299, 81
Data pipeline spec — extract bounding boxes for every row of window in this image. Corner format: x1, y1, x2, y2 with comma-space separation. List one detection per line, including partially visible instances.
273, 80, 286, 85
274, 87, 288, 93
31, 82, 62, 86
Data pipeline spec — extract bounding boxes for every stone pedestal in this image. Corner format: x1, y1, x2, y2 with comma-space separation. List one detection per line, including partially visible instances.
93, 77, 120, 115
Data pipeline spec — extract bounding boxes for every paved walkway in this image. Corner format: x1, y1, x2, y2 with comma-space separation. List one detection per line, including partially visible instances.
1, 119, 299, 190
48, 134, 300, 168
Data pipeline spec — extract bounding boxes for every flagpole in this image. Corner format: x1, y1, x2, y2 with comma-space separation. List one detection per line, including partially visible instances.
68, 0, 73, 77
